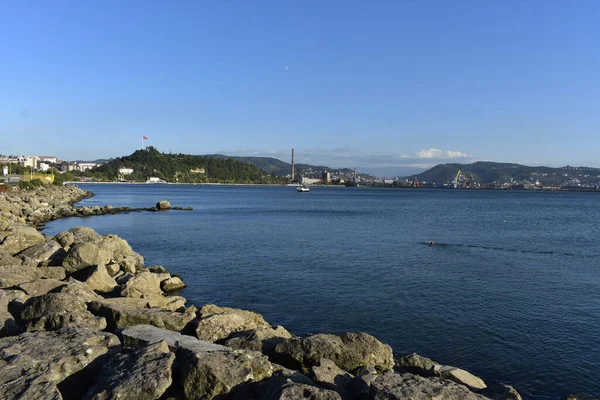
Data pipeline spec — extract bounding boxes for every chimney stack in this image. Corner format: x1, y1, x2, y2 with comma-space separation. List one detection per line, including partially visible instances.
291, 149, 295, 181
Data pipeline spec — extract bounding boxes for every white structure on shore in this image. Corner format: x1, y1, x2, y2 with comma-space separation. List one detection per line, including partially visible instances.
118, 168, 134, 175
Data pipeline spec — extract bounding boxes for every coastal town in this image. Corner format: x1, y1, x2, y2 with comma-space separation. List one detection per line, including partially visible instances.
1, 152, 600, 191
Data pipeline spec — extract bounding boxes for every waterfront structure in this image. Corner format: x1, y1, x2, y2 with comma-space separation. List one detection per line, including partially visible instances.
322, 171, 331, 183
118, 168, 134, 175
299, 176, 321, 185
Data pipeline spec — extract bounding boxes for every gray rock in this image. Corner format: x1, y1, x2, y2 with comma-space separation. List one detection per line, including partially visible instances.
17, 278, 66, 296
260, 382, 341, 400
17, 240, 63, 265
88, 299, 196, 332
84, 340, 175, 400
54, 278, 104, 302
0, 249, 22, 266
62, 233, 144, 274
156, 200, 171, 210
149, 265, 169, 273
397, 353, 439, 375
224, 325, 293, 354
0, 327, 120, 399
0, 226, 45, 255
123, 324, 229, 353
20, 292, 107, 331
195, 304, 272, 342
68, 226, 101, 243
0, 290, 29, 336
481, 383, 522, 400
397, 353, 487, 390
54, 230, 74, 248
370, 372, 489, 400
38, 266, 67, 280
106, 263, 120, 276
161, 276, 186, 292
179, 342, 273, 400
272, 332, 394, 373
120, 270, 164, 298
62, 242, 102, 273
310, 358, 354, 397
76, 264, 118, 293
435, 365, 487, 390
0, 263, 39, 288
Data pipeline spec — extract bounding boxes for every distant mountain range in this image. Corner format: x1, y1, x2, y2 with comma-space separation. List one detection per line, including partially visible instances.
411, 161, 600, 186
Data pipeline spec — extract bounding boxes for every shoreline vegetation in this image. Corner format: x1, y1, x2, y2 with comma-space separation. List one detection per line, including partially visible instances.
0, 185, 588, 399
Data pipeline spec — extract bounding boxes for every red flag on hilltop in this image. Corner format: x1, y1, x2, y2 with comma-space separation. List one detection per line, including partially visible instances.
142, 136, 148, 140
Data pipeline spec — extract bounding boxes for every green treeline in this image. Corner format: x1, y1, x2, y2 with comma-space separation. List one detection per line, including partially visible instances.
90, 147, 287, 184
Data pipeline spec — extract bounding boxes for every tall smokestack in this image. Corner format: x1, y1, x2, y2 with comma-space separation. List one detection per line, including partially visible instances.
291, 149, 295, 181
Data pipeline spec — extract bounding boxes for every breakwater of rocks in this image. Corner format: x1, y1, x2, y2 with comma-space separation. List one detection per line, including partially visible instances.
0, 184, 575, 399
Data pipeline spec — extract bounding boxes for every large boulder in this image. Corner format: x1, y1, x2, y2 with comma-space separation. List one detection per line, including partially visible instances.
397, 353, 487, 390
0, 249, 22, 266
84, 341, 175, 400
224, 325, 293, 354
38, 266, 67, 280
161, 276, 186, 292
75, 264, 118, 293
156, 200, 171, 210
88, 299, 196, 332
370, 372, 489, 400
53, 230, 74, 248
272, 332, 394, 373
195, 304, 272, 342
54, 278, 104, 302
17, 278, 66, 296
20, 292, 107, 332
436, 365, 487, 390
179, 341, 273, 400
0, 226, 45, 255
0, 327, 120, 399
261, 383, 342, 400
310, 358, 355, 398
481, 383, 522, 400
17, 240, 63, 265
62, 233, 144, 274
0, 263, 40, 288
123, 324, 229, 353
120, 270, 165, 298
62, 242, 102, 273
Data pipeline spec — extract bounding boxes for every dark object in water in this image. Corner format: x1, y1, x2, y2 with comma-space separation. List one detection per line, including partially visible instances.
426, 241, 436, 246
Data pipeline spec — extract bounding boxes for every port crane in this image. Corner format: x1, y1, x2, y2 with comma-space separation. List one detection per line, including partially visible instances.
453, 169, 470, 188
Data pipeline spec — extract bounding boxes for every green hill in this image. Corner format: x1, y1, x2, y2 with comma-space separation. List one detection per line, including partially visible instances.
205, 154, 371, 179
412, 161, 600, 186
90, 147, 286, 184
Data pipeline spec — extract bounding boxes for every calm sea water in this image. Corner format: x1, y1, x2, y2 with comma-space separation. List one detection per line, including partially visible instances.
43, 184, 600, 399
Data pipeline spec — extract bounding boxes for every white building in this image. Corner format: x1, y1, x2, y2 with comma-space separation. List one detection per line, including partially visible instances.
39, 163, 50, 172
18, 156, 39, 168
2, 166, 8, 176
299, 177, 322, 185
118, 168, 134, 175
77, 163, 99, 171
38, 156, 58, 164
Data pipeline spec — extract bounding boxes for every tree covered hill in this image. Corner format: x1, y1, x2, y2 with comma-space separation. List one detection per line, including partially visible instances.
205, 154, 373, 179
90, 147, 286, 184
412, 161, 600, 186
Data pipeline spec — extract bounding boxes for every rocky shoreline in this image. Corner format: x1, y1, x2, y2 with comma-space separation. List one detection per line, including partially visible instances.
0, 185, 571, 399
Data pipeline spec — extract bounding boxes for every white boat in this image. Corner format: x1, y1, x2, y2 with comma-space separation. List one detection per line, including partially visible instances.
296, 185, 310, 192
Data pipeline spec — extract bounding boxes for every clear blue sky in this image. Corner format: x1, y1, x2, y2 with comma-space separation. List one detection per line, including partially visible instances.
1, 0, 598, 171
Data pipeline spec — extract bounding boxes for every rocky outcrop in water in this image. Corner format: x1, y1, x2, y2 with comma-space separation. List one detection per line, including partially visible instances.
0, 185, 526, 399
